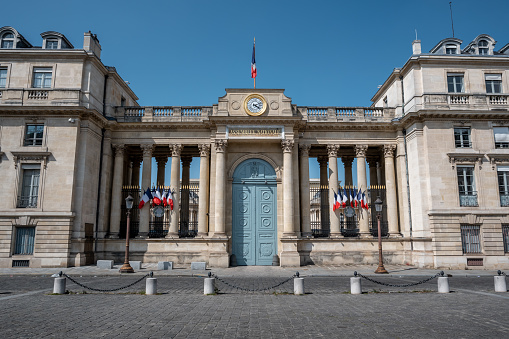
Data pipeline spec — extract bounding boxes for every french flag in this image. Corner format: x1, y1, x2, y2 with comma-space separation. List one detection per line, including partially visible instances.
362, 191, 369, 210
138, 187, 153, 209
251, 40, 256, 79
341, 189, 348, 208
167, 189, 174, 211
356, 188, 362, 208
332, 192, 338, 211
161, 188, 168, 207
349, 189, 354, 208
153, 188, 162, 206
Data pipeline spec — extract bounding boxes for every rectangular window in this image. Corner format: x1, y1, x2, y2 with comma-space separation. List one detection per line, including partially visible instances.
446, 45, 457, 54
494, 127, 509, 149
32, 67, 52, 88
24, 124, 44, 146
503, 225, 509, 253
46, 40, 58, 49
461, 225, 481, 253
121, 96, 126, 107
18, 166, 40, 208
485, 74, 502, 94
447, 74, 465, 93
14, 227, 35, 255
454, 127, 471, 148
498, 166, 509, 207
0, 67, 7, 88
457, 166, 477, 207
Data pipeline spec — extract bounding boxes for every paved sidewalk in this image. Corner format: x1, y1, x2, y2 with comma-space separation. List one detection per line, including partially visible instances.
0, 263, 503, 277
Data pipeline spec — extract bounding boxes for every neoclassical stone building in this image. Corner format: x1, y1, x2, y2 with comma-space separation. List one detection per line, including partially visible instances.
1, 27, 508, 269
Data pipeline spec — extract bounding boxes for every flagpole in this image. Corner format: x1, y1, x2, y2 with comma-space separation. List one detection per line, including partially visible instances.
253, 37, 256, 89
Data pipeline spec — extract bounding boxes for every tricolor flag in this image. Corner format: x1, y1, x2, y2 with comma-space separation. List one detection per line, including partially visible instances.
349, 189, 354, 208
356, 188, 362, 208
138, 187, 153, 209
362, 190, 369, 210
341, 188, 348, 208
167, 189, 174, 211
251, 39, 256, 79
153, 187, 162, 206
161, 188, 168, 207
332, 192, 338, 211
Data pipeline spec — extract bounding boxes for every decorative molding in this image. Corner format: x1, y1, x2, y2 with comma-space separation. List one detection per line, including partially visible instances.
299, 144, 311, 157
140, 144, 153, 157
327, 144, 340, 157
486, 153, 509, 170
112, 144, 125, 157
281, 139, 294, 153
447, 153, 483, 170
383, 145, 397, 157
13, 216, 37, 227
170, 144, 182, 157
228, 153, 281, 180
11, 151, 52, 169
354, 145, 368, 158
199, 144, 210, 157
214, 139, 228, 153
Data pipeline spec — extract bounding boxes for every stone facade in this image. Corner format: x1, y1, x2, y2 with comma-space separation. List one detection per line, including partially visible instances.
1, 27, 508, 269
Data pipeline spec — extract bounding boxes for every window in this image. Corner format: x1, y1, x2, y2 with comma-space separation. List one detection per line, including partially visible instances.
485, 74, 502, 94
454, 128, 471, 148
46, 39, 58, 49
18, 165, 40, 208
32, 67, 52, 88
121, 96, 126, 107
457, 166, 477, 206
383, 96, 388, 107
446, 45, 457, 54
0, 67, 6, 88
503, 225, 509, 253
461, 225, 481, 253
24, 124, 44, 146
14, 227, 35, 255
478, 40, 489, 55
447, 74, 464, 93
493, 127, 509, 148
497, 166, 509, 207
1, 32, 14, 49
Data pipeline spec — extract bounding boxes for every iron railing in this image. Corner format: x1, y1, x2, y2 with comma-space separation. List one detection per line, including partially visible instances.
459, 192, 478, 207
460, 225, 482, 254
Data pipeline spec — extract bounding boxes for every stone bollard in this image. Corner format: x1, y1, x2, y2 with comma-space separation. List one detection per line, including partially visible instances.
350, 275, 362, 295
494, 271, 507, 293
146, 275, 157, 295
294, 272, 304, 295
53, 272, 66, 294
204, 273, 216, 295
437, 273, 450, 293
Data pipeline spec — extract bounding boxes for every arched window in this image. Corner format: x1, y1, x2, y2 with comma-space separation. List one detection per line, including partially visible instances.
1, 32, 14, 49
478, 40, 489, 55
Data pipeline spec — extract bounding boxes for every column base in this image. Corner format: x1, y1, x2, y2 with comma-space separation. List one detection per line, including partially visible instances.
165, 232, 179, 238
301, 232, 313, 238
108, 234, 120, 239
282, 232, 298, 239
280, 251, 301, 267
330, 232, 344, 238
136, 232, 148, 239
197, 232, 209, 238
388, 233, 402, 238
359, 233, 372, 239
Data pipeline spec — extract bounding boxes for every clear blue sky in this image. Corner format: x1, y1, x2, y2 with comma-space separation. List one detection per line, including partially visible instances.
6, 0, 508, 183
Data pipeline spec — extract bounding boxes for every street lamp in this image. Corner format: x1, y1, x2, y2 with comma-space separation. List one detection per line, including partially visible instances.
374, 196, 388, 274
119, 195, 135, 273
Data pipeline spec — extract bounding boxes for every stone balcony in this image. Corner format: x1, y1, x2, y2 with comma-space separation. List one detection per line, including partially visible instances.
422, 93, 509, 110
0, 88, 81, 106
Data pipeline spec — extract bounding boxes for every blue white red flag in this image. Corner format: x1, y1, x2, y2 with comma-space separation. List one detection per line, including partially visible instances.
167, 189, 174, 211
251, 40, 256, 78
139, 187, 153, 209
153, 188, 162, 206
362, 190, 369, 210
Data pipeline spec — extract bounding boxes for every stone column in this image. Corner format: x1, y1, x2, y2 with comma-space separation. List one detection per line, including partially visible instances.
384, 145, 400, 236
328, 145, 341, 236
198, 144, 210, 236
138, 144, 153, 238
127, 161, 133, 186
282, 139, 295, 235
367, 157, 379, 187
355, 145, 369, 236
299, 145, 311, 237
167, 144, 182, 237
131, 157, 141, 188
214, 139, 228, 236
318, 156, 328, 231
180, 156, 192, 234
108, 144, 125, 238
156, 156, 167, 187
342, 157, 354, 187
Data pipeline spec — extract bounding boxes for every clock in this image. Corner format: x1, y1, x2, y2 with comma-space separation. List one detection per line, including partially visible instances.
153, 205, 165, 218
244, 94, 267, 116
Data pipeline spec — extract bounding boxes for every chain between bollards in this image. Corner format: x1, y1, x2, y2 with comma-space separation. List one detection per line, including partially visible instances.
353, 271, 444, 288
61, 272, 152, 292
210, 272, 299, 292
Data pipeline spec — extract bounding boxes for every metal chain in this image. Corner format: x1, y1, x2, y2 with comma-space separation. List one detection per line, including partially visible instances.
354, 271, 444, 288
211, 273, 298, 292
62, 273, 150, 292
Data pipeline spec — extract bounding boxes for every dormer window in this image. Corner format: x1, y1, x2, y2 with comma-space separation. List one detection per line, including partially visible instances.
1, 32, 14, 48
446, 45, 457, 54
45, 39, 58, 49
478, 40, 489, 55
41, 31, 73, 50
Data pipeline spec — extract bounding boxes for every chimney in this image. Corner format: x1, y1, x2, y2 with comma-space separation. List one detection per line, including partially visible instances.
412, 40, 421, 55
83, 31, 102, 58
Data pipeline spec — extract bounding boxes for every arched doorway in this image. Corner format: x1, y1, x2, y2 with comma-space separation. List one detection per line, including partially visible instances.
232, 158, 277, 265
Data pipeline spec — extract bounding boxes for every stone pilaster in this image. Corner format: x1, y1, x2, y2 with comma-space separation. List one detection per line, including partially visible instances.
355, 145, 369, 236
138, 144, 153, 238
198, 144, 210, 236
213, 139, 227, 236
299, 145, 311, 237
167, 144, 182, 237
282, 139, 295, 235
384, 145, 400, 236
108, 144, 125, 238
327, 144, 341, 236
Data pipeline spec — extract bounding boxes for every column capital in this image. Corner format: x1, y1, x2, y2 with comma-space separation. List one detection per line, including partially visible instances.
140, 144, 153, 157
342, 156, 354, 167
199, 143, 210, 157
354, 145, 368, 158
214, 139, 228, 153
171, 144, 182, 157
299, 144, 311, 156
130, 156, 142, 166
181, 156, 192, 167
281, 139, 294, 153
155, 156, 168, 165
366, 156, 380, 165
327, 144, 340, 157
383, 144, 397, 157
112, 144, 125, 156
317, 155, 328, 166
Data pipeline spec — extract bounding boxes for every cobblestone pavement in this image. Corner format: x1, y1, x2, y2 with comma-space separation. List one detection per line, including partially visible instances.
0, 274, 508, 338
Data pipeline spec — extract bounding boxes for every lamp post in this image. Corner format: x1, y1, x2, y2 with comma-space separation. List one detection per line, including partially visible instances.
119, 195, 135, 273
374, 196, 388, 274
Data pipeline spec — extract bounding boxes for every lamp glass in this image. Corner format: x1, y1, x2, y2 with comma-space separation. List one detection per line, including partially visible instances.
125, 195, 134, 210
374, 197, 383, 213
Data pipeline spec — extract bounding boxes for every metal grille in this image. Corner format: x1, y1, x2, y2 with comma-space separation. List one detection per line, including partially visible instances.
369, 187, 388, 237
309, 186, 330, 237
14, 227, 35, 255
179, 185, 199, 238
503, 225, 509, 253
461, 225, 482, 254
467, 258, 483, 266
12, 260, 29, 267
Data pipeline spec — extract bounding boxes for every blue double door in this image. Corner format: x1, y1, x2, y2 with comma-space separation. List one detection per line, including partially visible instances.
232, 159, 277, 266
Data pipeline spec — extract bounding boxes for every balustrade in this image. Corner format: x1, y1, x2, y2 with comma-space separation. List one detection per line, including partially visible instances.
489, 95, 508, 105
449, 94, 470, 104
27, 90, 49, 100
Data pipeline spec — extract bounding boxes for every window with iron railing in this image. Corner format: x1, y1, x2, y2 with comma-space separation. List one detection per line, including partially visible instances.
497, 166, 509, 207
461, 225, 481, 254
454, 127, 471, 148
457, 166, 477, 207
17, 167, 40, 208
502, 225, 509, 253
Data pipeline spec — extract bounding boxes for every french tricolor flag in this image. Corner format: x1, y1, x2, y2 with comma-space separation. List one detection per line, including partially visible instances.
251, 39, 256, 79
138, 187, 153, 209
167, 189, 174, 211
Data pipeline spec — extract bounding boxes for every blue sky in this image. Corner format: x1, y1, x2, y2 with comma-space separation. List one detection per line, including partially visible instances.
6, 0, 509, 182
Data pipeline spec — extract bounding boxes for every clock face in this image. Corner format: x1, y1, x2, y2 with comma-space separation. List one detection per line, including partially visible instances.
244, 94, 267, 116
